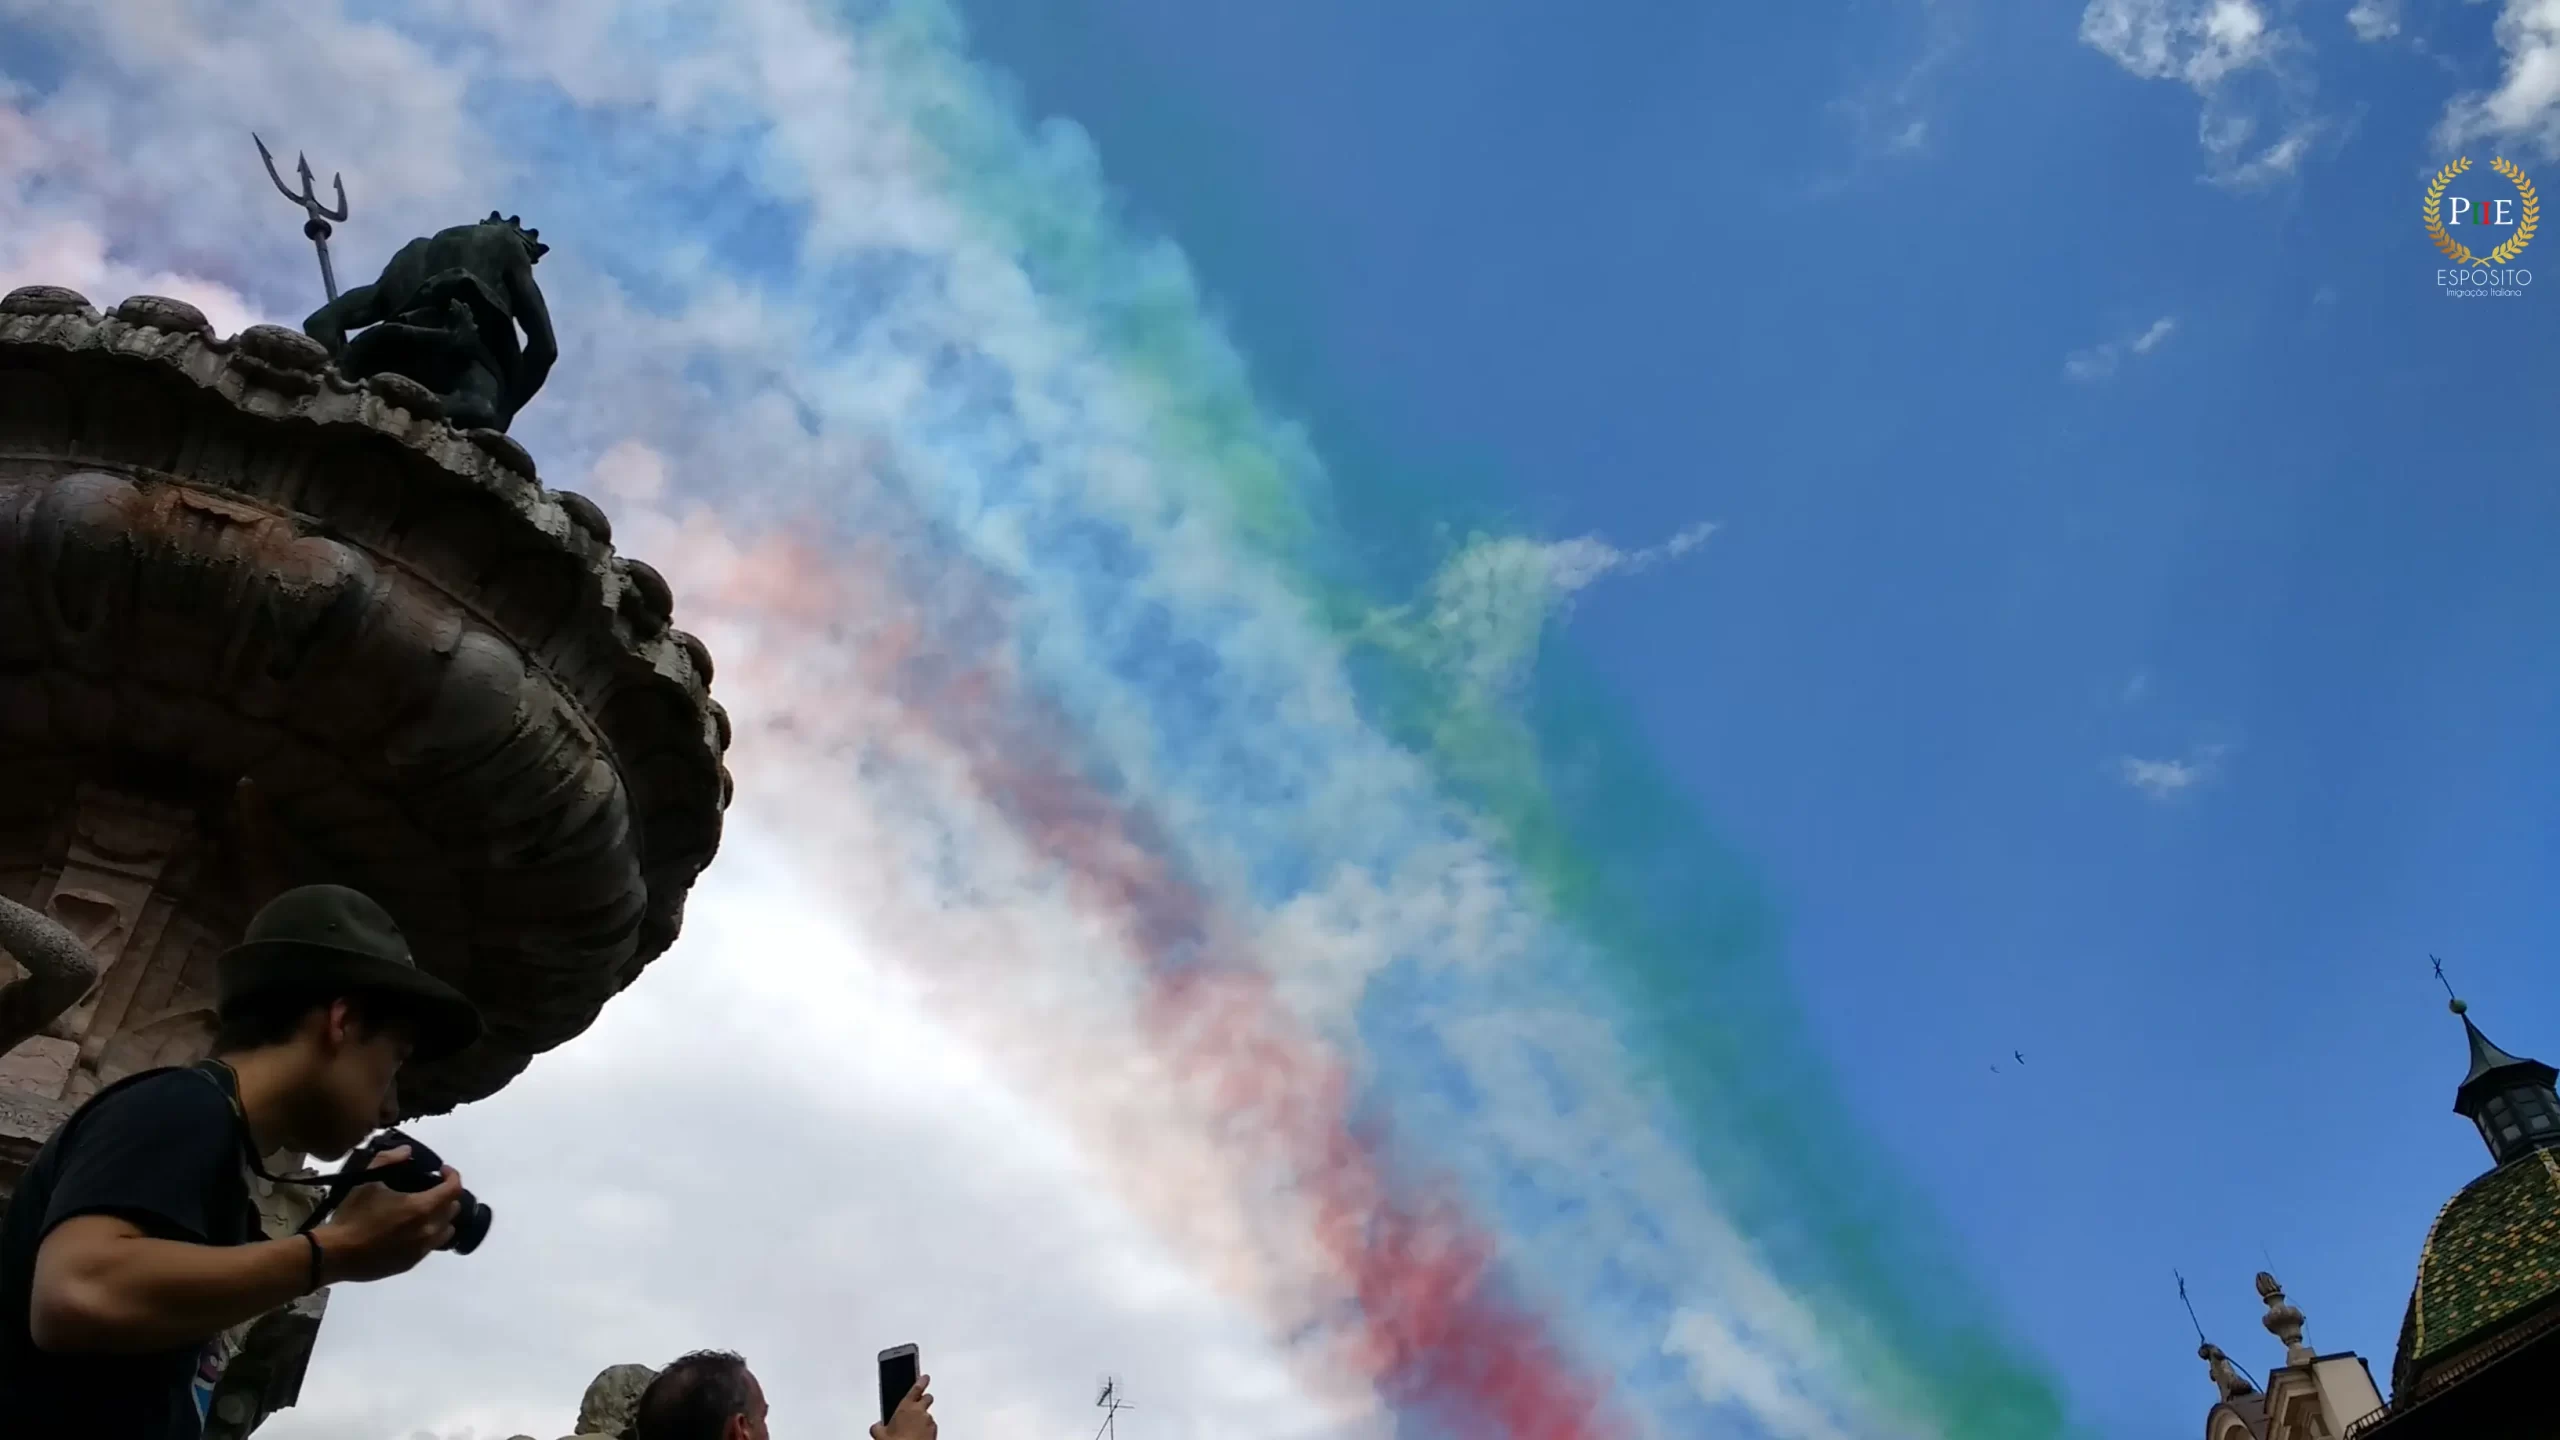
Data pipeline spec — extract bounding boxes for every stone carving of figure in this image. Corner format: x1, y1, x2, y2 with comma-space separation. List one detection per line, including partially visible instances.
302, 213, 558, 433
0, 895, 100, 1058
567, 1362, 659, 1439
2200, 1341, 2259, 1400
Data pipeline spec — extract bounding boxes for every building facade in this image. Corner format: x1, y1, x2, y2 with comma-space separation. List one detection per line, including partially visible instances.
2195, 1275, 2387, 1440
2190, 999, 2560, 1439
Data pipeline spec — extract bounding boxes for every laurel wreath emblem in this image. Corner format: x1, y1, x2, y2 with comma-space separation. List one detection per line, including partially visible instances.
2425, 156, 2540, 266
2489, 157, 2540, 264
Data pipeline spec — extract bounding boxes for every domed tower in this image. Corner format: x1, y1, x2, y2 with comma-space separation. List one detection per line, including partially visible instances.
2348, 997, 2560, 1437
2446, 998, 2560, 1164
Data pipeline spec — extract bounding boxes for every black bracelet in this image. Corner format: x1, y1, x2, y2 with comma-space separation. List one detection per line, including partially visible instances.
303, 1232, 324, 1294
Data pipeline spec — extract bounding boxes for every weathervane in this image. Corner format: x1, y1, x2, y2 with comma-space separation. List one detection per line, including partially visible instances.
2431, 954, 2469, 1014
253, 133, 350, 302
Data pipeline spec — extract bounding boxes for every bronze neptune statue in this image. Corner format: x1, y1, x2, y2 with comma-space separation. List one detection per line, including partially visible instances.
301, 213, 559, 433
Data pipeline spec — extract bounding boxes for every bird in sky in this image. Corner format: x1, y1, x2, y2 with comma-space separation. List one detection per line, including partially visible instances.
2013, 1050, 2027, 1065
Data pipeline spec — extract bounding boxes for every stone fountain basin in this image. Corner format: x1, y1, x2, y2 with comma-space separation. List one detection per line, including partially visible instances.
0, 288, 731, 1115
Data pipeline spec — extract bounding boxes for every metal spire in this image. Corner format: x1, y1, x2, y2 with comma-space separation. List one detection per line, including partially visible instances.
2433, 954, 2533, 1083
253, 133, 350, 302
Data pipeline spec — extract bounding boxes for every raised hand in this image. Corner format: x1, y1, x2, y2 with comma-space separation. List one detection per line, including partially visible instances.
311, 1147, 463, 1283
872, 1373, 936, 1440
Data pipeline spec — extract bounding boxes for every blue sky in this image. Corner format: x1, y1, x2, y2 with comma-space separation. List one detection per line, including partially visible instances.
947, 0, 2559, 1432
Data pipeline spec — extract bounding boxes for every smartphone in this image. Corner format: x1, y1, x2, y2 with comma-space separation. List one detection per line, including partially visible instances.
877, 1344, 919, 1426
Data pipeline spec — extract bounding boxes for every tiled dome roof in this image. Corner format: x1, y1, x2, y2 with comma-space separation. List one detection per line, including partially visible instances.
2390, 1148, 2560, 1399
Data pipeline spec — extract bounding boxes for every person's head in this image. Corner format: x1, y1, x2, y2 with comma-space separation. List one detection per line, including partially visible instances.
633, 1351, 768, 1440
212, 884, 482, 1160
211, 986, 418, 1159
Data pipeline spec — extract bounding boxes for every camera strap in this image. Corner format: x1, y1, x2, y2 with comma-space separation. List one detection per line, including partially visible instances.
188, 1060, 324, 1187
188, 1060, 356, 1235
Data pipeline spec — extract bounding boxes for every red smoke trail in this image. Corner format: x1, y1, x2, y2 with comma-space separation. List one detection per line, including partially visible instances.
660, 506, 1628, 1440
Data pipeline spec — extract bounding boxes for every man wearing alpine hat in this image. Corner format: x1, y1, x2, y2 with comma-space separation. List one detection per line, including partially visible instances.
0, 883, 483, 1438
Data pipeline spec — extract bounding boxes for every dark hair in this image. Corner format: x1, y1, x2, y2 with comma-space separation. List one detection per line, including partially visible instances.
210, 988, 407, 1057
632, 1351, 756, 1440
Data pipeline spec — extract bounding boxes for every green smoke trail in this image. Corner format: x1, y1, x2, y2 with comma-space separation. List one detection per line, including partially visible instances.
857, 3, 2078, 1433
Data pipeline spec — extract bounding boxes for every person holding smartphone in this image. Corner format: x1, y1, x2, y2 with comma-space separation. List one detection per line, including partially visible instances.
631, 1350, 937, 1440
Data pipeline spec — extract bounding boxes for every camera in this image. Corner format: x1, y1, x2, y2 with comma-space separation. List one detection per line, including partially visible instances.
337, 1128, 493, 1255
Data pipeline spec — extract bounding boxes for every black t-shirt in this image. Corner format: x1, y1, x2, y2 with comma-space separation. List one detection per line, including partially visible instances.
0, 1067, 259, 1440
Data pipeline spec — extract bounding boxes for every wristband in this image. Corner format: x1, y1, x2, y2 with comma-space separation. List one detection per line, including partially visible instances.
303, 1232, 325, 1294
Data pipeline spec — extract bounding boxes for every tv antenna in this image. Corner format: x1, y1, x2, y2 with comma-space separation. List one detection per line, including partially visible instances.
1092, 1376, 1135, 1440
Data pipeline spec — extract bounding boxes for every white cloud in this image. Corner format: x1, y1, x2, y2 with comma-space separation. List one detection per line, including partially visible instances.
2078, 0, 2322, 185
1665, 1304, 1846, 1440
263, 834, 1365, 1440
2436, 0, 2560, 160
1401, 522, 1716, 701
1806, 0, 1963, 194
2348, 0, 2402, 42
2062, 347, 2120, 383
644, 502, 1880, 1439
0, 6, 1401, 1433
587, 439, 671, 508
2118, 755, 2206, 795
2082, 0, 2275, 86
0, 218, 261, 337
2115, 744, 2228, 799
2207, 118, 2318, 185
2064, 313, 2178, 381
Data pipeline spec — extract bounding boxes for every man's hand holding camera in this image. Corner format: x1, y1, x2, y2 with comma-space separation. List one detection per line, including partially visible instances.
1, 885, 492, 1434
312, 1146, 466, 1283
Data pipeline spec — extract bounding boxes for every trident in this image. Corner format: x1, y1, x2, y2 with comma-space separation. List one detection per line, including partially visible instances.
253, 133, 350, 303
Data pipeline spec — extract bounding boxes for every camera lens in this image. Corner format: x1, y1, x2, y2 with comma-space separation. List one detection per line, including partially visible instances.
448, 1196, 493, 1255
